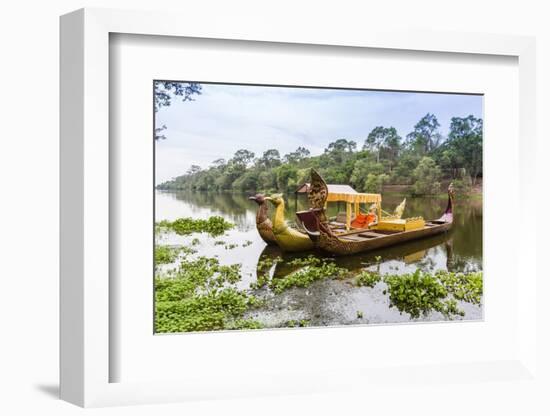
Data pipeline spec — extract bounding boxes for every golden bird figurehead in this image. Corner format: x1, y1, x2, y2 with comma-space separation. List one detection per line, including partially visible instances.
266, 193, 285, 207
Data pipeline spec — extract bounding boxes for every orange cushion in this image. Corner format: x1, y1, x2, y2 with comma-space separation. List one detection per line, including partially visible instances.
351, 213, 376, 229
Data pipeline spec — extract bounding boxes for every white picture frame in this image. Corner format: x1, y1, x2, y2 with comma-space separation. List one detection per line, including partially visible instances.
60, 7, 538, 407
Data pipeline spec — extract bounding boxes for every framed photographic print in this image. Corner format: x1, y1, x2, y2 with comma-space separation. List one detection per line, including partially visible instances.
152, 81, 483, 334
60, 8, 539, 408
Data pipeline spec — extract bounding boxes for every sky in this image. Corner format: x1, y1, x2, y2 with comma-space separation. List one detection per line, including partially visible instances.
155, 83, 483, 184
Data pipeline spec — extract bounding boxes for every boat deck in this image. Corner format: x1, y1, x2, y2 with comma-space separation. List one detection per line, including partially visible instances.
335, 220, 448, 241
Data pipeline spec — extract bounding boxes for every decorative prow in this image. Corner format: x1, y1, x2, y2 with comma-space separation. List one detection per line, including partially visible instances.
438, 183, 455, 223
266, 194, 315, 252
248, 194, 277, 245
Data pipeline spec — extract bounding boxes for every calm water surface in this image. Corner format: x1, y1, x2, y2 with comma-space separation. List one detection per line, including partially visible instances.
156, 190, 483, 327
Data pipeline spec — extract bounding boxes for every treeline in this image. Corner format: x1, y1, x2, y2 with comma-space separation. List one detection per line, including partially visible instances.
157, 113, 482, 196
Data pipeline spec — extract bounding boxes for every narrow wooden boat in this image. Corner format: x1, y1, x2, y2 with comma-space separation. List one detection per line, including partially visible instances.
248, 194, 277, 245
265, 194, 315, 252
250, 184, 407, 252
296, 170, 455, 256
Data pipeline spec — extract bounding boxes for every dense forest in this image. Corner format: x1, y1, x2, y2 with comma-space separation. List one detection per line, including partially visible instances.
157, 112, 482, 196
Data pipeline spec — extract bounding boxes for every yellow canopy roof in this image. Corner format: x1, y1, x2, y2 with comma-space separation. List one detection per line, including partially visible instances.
326, 191, 381, 204
296, 182, 381, 204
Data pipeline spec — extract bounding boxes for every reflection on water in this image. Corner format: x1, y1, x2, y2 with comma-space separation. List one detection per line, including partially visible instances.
156, 190, 483, 326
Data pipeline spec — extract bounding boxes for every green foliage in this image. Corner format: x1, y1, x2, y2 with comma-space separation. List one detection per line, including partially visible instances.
269, 257, 348, 294
284, 319, 310, 328
383, 269, 482, 319
257, 149, 281, 169
364, 126, 402, 167
412, 157, 442, 195
154, 81, 202, 140
364, 173, 390, 193
405, 113, 442, 154
251, 255, 348, 293
355, 271, 381, 288
384, 270, 449, 318
450, 178, 472, 196
437, 270, 483, 304
157, 216, 234, 237
445, 116, 483, 185
155, 245, 180, 265
155, 256, 261, 333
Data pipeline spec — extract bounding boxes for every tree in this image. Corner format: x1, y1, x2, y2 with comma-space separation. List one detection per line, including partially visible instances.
233, 170, 259, 191
154, 81, 202, 112
364, 126, 402, 167
446, 115, 483, 185
231, 149, 255, 168
326, 139, 357, 154
283, 146, 311, 164
275, 164, 298, 193
187, 165, 202, 175
211, 158, 226, 169
364, 173, 390, 193
412, 157, 442, 195
350, 155, 384, 191
406, 113, 443, 154
258, 149, 281, 169
324, 139, 357, 164
154, 81, 202, 140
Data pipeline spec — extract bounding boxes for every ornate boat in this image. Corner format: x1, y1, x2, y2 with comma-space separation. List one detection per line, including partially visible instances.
248, 194, 277, 245
296, 170, 455, 256
249, 184, 408, 252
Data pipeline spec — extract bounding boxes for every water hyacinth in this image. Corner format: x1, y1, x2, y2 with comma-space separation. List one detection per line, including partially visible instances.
154, 245, 180, 265
156, 216, 234, 237
383, 269, 482, 319
355, 271, 381, 288
155, 256, 262, 332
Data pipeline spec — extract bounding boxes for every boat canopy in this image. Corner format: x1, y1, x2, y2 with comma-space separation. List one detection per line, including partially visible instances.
326, 190, 381, 204
296, 183, 380, 202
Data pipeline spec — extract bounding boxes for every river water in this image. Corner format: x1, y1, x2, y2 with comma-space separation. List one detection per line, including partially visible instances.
156, 190, 483, 327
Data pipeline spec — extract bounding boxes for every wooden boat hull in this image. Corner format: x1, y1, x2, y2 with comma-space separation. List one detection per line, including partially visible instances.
317, 220, 452, 256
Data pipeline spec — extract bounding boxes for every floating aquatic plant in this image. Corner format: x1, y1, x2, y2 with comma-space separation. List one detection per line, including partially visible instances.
383, 269, 482, 319
155, 256, 261, 332
355, 271, 381, 288
155, 245, 180, 265
157, 216, 234, 237
269, 259, 348, 294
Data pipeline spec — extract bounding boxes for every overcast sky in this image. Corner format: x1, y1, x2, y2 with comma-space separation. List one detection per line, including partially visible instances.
155, 83, 482, 184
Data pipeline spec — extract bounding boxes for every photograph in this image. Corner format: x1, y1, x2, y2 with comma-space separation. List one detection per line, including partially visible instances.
153, 81, 483, 333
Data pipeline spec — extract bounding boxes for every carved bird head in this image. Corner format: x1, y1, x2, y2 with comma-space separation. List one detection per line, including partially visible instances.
248, 194, 268, 205
266, 193, 285, 207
